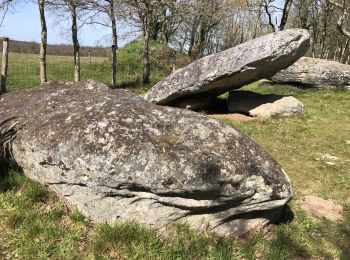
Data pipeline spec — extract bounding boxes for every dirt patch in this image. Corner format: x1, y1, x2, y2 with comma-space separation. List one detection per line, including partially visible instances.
300, 195, 343, 221
209, 113, 254, 122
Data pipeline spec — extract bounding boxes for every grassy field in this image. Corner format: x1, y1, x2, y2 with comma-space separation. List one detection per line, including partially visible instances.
0, 46, 349, 259
1, 40, 190, 93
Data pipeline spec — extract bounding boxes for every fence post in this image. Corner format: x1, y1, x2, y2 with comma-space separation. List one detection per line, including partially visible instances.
0, 37, 9, 94
88, 49, 92, 65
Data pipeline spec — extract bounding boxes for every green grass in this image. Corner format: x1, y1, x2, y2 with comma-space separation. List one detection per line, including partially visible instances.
0, 45, 349, 258
1, 40, 191, 93
0, 170, 89, 259
1, 84, 349, 259
232, 84, 350, 202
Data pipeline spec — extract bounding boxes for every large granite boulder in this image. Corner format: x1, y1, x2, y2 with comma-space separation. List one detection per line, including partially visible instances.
145, 29, 310, 106
0, 81, 293, 236
227, 91, 305, 117
272, 57, 350, 89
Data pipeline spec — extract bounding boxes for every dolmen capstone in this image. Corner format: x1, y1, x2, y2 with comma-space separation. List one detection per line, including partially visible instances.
145, 29, 310, 108
0, 81, 292, 236
227, 91, 305, 117
272, 57, 350, 89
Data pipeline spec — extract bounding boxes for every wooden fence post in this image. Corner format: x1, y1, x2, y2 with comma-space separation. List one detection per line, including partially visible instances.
88, 49, 91, 65
0, 37, 9, 94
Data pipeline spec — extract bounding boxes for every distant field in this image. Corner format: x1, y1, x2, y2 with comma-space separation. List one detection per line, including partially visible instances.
0, 39, 110, 57
0, 41, 184, 93
1, 53, 110, 91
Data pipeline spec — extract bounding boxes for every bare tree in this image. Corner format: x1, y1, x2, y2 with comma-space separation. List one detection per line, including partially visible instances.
279, 0, 293, 30
177, 0, 228, 58
85, 0, 120, 87
0, 0, 15, 27
109, 0, 118, 87
262, 0, 294, 31
48, 0, 86, 81
287, 0, 350, 62
125, 0, 168, 85
69, 1, 80, 81
38, 0, 48, 83
150, 0, 180, 45
139, 1, 151, 85
263, 0, 276, 31
328, 0, 350, 38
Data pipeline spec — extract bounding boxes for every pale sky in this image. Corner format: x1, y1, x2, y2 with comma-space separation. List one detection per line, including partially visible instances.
0, 1, 284, 47
0, 2, 134, 47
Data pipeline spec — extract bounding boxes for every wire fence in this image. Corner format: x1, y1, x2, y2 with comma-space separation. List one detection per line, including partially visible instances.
1, 50, 172, 93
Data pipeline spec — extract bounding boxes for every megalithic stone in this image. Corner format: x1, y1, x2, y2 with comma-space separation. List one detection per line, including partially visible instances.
272, 57, 350, 89
0, 81, 293, 236
145, 29, 310, 106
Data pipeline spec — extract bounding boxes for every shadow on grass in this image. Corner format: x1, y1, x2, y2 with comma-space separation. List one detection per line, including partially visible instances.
267, 227, 311, 260
265, 205, 311, 259
0, 166, 48, 205
0, 159, 22, 192
335, 207, 350, 259
116, 79, 141, 89
277, 204, 295, 224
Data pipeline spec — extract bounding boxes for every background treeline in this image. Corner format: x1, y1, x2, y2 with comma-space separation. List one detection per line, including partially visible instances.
0, 40, 110, 56
0, 0, 349, 87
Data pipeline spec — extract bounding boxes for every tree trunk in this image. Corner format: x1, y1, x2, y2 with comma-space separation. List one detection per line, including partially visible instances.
179, 34, 187, 53
151, 19, 161, 41
70, 4, 80, 82
325, 44, 331, 59
188, 15, 199, 56
142, 25, 150, 85
159, 8, 167, 44
299, 1, 309, 29
334, 47, 340, 61
341, 38, 350, 63
110, 0, 117, 88
320, 4, 330, 58
38, 0, 47, 83
335, 0, 350, 39
264, 4, 276, 32
279, 0, 293, 30
196, 22, 207, 58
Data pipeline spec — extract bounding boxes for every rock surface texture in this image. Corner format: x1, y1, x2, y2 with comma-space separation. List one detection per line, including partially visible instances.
144, 29, 310, 106
227, 91, 305, 117
0, 81, 293, 236
272, 57, 350, 89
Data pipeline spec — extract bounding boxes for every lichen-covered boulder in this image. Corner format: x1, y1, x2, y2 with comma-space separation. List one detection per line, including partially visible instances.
0, 81, 292, 236
272, 57, 350, 89
227, 91, 305, 117
144, 29, 310, 106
